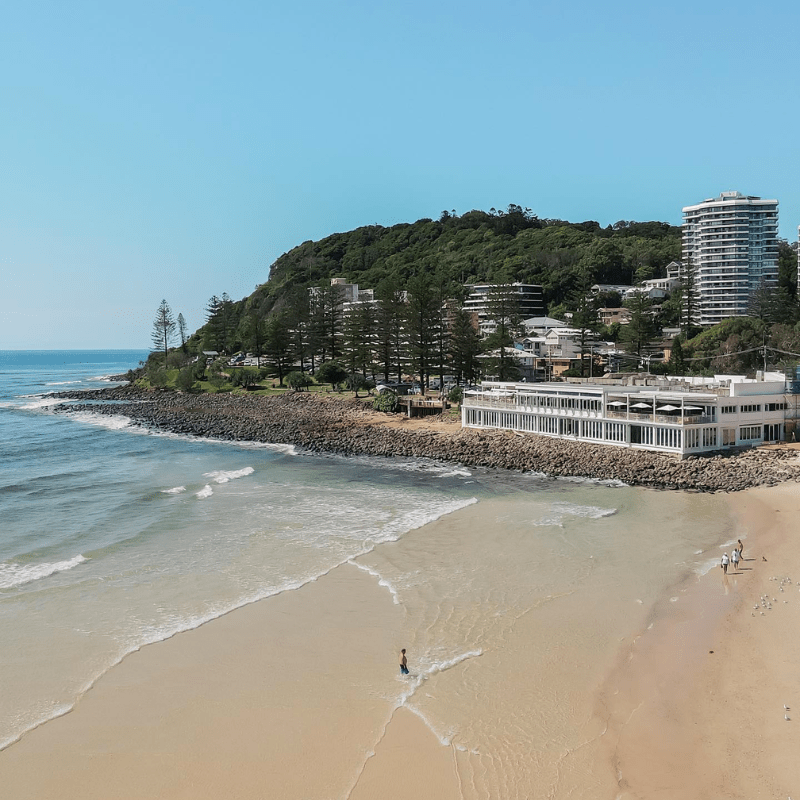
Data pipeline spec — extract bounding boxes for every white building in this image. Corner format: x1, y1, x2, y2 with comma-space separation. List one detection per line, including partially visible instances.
642, 276, 681, 293
462, 375, 789, 457
682, 191, 779, 326
463, 283, 544, 332
521, 316, 567, 335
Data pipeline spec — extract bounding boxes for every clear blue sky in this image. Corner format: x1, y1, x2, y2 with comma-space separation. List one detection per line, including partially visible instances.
2, 0, 798, 348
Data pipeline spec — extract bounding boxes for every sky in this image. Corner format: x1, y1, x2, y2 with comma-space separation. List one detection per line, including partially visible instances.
2, 0, 799, 349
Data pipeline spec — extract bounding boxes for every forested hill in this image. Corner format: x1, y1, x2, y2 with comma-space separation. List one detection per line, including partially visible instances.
261, 207, 681, 310
191, 206, 682, 348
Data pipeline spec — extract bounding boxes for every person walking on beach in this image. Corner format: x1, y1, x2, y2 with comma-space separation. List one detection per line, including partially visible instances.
731, 549, 740, 571
399, 649, 409, 675
721, 552, 729, 574
737, 539, 744, 559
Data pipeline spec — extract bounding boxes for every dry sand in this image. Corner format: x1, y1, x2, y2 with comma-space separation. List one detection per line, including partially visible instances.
603, 482, 800, 799
2, 483, 799, 799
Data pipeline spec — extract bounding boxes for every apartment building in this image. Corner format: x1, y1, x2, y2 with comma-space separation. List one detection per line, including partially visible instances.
463, 283, 544, 332
682, 191, 779, 326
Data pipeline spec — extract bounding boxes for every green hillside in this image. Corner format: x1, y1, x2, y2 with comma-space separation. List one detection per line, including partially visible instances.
193, 206, 682, 350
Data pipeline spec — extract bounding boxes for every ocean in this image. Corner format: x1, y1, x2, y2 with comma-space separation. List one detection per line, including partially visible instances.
0, 350, 739, 796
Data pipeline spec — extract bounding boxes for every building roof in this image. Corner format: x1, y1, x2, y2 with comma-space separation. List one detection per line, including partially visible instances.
522, 316, 566, 328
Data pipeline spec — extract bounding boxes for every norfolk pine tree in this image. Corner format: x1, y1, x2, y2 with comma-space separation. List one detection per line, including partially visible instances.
374, 277, 406, 382
482, 281, 523, 381
152, 300, 176, 366
405, 273, 441, 392
177, 313, 188, 352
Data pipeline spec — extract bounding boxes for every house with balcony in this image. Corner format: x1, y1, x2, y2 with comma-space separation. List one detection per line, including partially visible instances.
461, 374, 790, 457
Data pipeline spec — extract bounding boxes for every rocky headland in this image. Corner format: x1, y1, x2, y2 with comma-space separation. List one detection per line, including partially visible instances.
49, 386, 800, 492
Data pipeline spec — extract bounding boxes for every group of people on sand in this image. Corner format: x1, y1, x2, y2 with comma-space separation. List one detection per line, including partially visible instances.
721, 539, 745, 574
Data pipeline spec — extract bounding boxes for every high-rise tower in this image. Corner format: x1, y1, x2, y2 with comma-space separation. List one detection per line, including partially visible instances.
682, 191, 779, 326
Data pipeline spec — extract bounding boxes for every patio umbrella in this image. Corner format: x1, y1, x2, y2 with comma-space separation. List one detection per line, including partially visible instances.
607, 400, 626, 406
657, 404, 679, 412
683, 405, 704, 411
631, 402, 652, 409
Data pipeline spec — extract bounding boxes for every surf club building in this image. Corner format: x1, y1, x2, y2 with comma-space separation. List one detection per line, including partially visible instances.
461, 375, 791, 457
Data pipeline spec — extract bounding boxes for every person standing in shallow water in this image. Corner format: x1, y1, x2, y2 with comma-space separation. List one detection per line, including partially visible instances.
399, 649, 409, 675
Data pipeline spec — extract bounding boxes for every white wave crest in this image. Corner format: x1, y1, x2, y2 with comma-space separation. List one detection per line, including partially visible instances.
531, 502, 617, 527
45, 381, 82, 386
162, 486, 186, 495
367, 497, 478, 546
553, 502, 617, 519
0, 493, 482, 753
435, 467, 472, 478
202, 467, 255, 484
338, 454, 472, 479
21, 397, 64, 410
0, 555, 88, 590
394, 649, 484, 744
196, 485, 213, 499
557, 475, 629, 487
69, 411, 134, 431
348, 559, 400, 604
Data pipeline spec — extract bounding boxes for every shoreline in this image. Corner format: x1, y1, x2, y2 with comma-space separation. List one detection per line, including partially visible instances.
601, 483, 800, 798
50, 386, 800, 492
2, 462, 795, 796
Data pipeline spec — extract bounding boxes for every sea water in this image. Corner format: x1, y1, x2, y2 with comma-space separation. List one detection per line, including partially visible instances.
0, 351, 737, 797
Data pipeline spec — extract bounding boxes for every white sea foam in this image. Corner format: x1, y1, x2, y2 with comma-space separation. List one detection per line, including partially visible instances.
137, 429, 300, 455
69, 411, 135, 431
161, 486, 186, 495
337, 453, 472, 479
45, 381, 82, 386
21, 397, 64, 410
0, 493, 478, 752
396, 650, 483, 744
557, 475, 629, 487
435, 468, 473, 478
366, 497, 478, 546
530, 502, 618, 527
196, 485, 213, 499
202, 467, 254, 484
555, 502, 617, 519
0, 555, 88, 589
404, 705, 457, 746
697, 555, 726, 576
235, 441, 298, 455
348, 559, 400, 604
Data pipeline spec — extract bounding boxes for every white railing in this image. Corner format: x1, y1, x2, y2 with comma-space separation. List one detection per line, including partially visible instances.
606, 411, 715, 425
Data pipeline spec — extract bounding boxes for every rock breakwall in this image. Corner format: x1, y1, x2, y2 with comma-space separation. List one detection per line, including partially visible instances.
49, 387, 800, 492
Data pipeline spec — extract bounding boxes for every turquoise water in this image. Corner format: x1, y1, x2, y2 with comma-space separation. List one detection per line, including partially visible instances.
0, 351, 483, 747
0, 351, 736, 798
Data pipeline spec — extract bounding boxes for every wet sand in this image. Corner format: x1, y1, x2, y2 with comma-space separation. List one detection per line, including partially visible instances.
604, 483, 800, 799
2, 485, 798, 798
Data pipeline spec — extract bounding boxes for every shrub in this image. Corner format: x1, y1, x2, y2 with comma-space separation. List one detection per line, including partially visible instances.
372, 391, 399, 413
147, 366, 168, 387
315, 361, 348, 391
231, 368, 260, 388
175, 366, 196, 392
286, 371, 312, 391
346, 373, 374, 397
447, 386, 463, 404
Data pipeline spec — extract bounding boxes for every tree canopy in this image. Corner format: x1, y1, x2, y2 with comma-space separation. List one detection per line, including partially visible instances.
188, 206, 682, 353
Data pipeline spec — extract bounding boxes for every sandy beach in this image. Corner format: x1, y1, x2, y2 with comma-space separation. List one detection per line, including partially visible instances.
2, 482, 799, 799
605, 482, 800, 799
